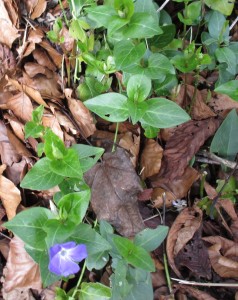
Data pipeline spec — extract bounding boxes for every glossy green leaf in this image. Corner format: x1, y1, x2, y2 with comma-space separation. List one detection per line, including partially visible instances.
80, 283, 112, 300
86, 5, 116, 28
32, 104, 44, 124
121, 13, 162, 39
208, 11, 228, 40
215, 80, 238, 101
114, 0, 134, 20
25, 122, 44, 139
145, 53, 175, 80
149, 24, 176, 49
127, 75, 151, 102
84, 93, 129, 122
134, 0, 158, 23
76, 76, 109, 101
86, 251, 109, 270
4, 207, 54, 250
141, 98, 190, 128
44, 130, 67, 160
113, 236, 155, 272
210, 109, 238, 161
134, 226, 169, 251
50, 148, 83, 179
204, 0, 234, 16
215, 47, 237, 75
69, 19, 87, 42
20, 158, 64, 190
127, 99, 148, 124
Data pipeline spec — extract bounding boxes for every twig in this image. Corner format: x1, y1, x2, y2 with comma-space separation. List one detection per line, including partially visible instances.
157, 0, 170, 12
230, 16, 238, 30
196, 151, 237, 169
172, 278, 238, 287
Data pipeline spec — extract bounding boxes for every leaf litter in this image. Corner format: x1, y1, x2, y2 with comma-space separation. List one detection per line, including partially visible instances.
0, 0, 238, 299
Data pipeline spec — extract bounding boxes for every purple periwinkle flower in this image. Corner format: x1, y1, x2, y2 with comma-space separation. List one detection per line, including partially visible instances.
48, 241, 87, 277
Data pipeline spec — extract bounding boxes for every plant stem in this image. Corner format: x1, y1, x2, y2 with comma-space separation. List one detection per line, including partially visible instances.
112, 122, 119, 152
58, 0, 69, 27
163, 253, 173, 296
71, 260, 87, 299
157, 0, 170, 12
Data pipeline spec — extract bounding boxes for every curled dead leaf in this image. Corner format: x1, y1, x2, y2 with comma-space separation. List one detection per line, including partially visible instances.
166, 207, 203, 277
65, 88, 96, 138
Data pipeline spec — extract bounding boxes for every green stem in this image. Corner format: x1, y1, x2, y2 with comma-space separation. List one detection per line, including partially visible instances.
71, 260, 87, 299
58, 0, 69, 27
112, 122, 119, 152
163, 253, 174, 297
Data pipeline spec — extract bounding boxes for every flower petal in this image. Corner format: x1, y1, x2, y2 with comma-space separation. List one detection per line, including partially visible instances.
68, 244, 88, 262
61, 241, 77, 250
48, 252, 80, 277
49, 244, 61, 260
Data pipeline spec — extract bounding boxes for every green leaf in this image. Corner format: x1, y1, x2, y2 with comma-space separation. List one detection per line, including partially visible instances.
50, 148, 83, 179
204, 0, 234, 16
210, 109, 238, 161
134, 226, 168, 251
114, 0, 134, 20
58, 191, 90, 224
215, 80, 238, 101
141, 98, 190, 128
215, 47, 237, 75
134, 0, 158, 23
69, 19, 87, 42
44, 130, 67, 160
32, 105, 44, 124
113, 236, 155, 272
145, 53, 175, 80
4, 207, 54, 250
76, 76, 109, 101
121, 13, 162, 39
86, 251, 109, 270
86, 5, 116, 28
208, 11, 228, 40
80, 283, 112, 300
127, 100, 148, 124
153, 74, 178, 97
149, 24, 176, 49
127, 75, 151, 102
114, 40, 146, 71
141, 124, 159, 138
20, 158, 64, 190
71, 223, 112, 256
25, 122, 44, 139
73, 144, 104, 172
84, 93, 129, 122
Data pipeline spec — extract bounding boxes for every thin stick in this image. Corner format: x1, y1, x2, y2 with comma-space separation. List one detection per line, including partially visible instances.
230, 16, 238, 30
157, 0, 170, 12
172, 278, 238, 287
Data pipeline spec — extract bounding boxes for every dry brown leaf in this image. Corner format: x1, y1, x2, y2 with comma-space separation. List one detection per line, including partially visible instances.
0, 44, 16, 80
42, 114, 64, 141
176, 85, 216, 120
209, 93, 238, 117
166, 207, 203, 277
6, 76, 48, 107
24, 62, 53, 78
65, 88, 96, 138
85, 148, 144, 237
40, 40, 62, 69
0, 164, 21, 220
152, 167, 199, 208
176, 285, 216, 300
0, 1, 19, 48
33, 48, 57, 71
28, 27, 44, 43
0, 238, 10, 260
7, 92, 33, 122
119, 130, 140, 167
59, 27, 75, 52
3, 0, 19, 27
140, 139, 163, 180
151, 118, 220, 183
4, 113, 25, 141
203, 236, 238, 278
2, 237, 42, 293
31, 0, 47, 19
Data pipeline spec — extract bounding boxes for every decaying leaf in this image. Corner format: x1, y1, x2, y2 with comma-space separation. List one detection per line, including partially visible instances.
7, 92, 33, 122
33, 48, 57, 71
65, 88, 96, 138
140, 139, 163, 180
0, 44, 16, 80
176, 284, 216, 300
85, 148, 144, 237
209, 93, 238, 117
166, 206, 203, 277
42, 114, 64, 141
0, 164, 21, 220
119, 130, 140, 167
2, 237, 42, 293
0, 1, 19, 48
203, 236, 238, 278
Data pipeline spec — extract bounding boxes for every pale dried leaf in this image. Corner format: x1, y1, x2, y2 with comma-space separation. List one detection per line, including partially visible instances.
59, 27, 74, 52
3, 237, 42, 292
42, 114, 64, 140
140, 139, 163, 180
3, 0, 19, 27
31, 0, 47, 19
166, 207, 203, 277
24, 62, 52, 78
6, 76, 48, 107
119, 130, 140, 167
176, 285, 216, 300
65, 88, 96, 138
0, 167, 21, 220
33, 48, 56, 71
4, 113, 25, 141
0, 44, 16, 80
209, 93, 238, 117
40, 40, 62, 68
0, 1, 19, 48
7, 92, 33, 122
28, 27, 44, 43
0, 238, 10, 260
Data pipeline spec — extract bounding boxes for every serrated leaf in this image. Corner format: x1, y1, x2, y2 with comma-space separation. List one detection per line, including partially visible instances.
84, 93, 129, 122
215, 80, 238, 101
134, 226, 168, 251
4, 207, 54, 250
210, 109, 238, 161
141, 98, 190, 128
113, 236, 155, 272
80, 283, 112, 300
20, 158, 64, 190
